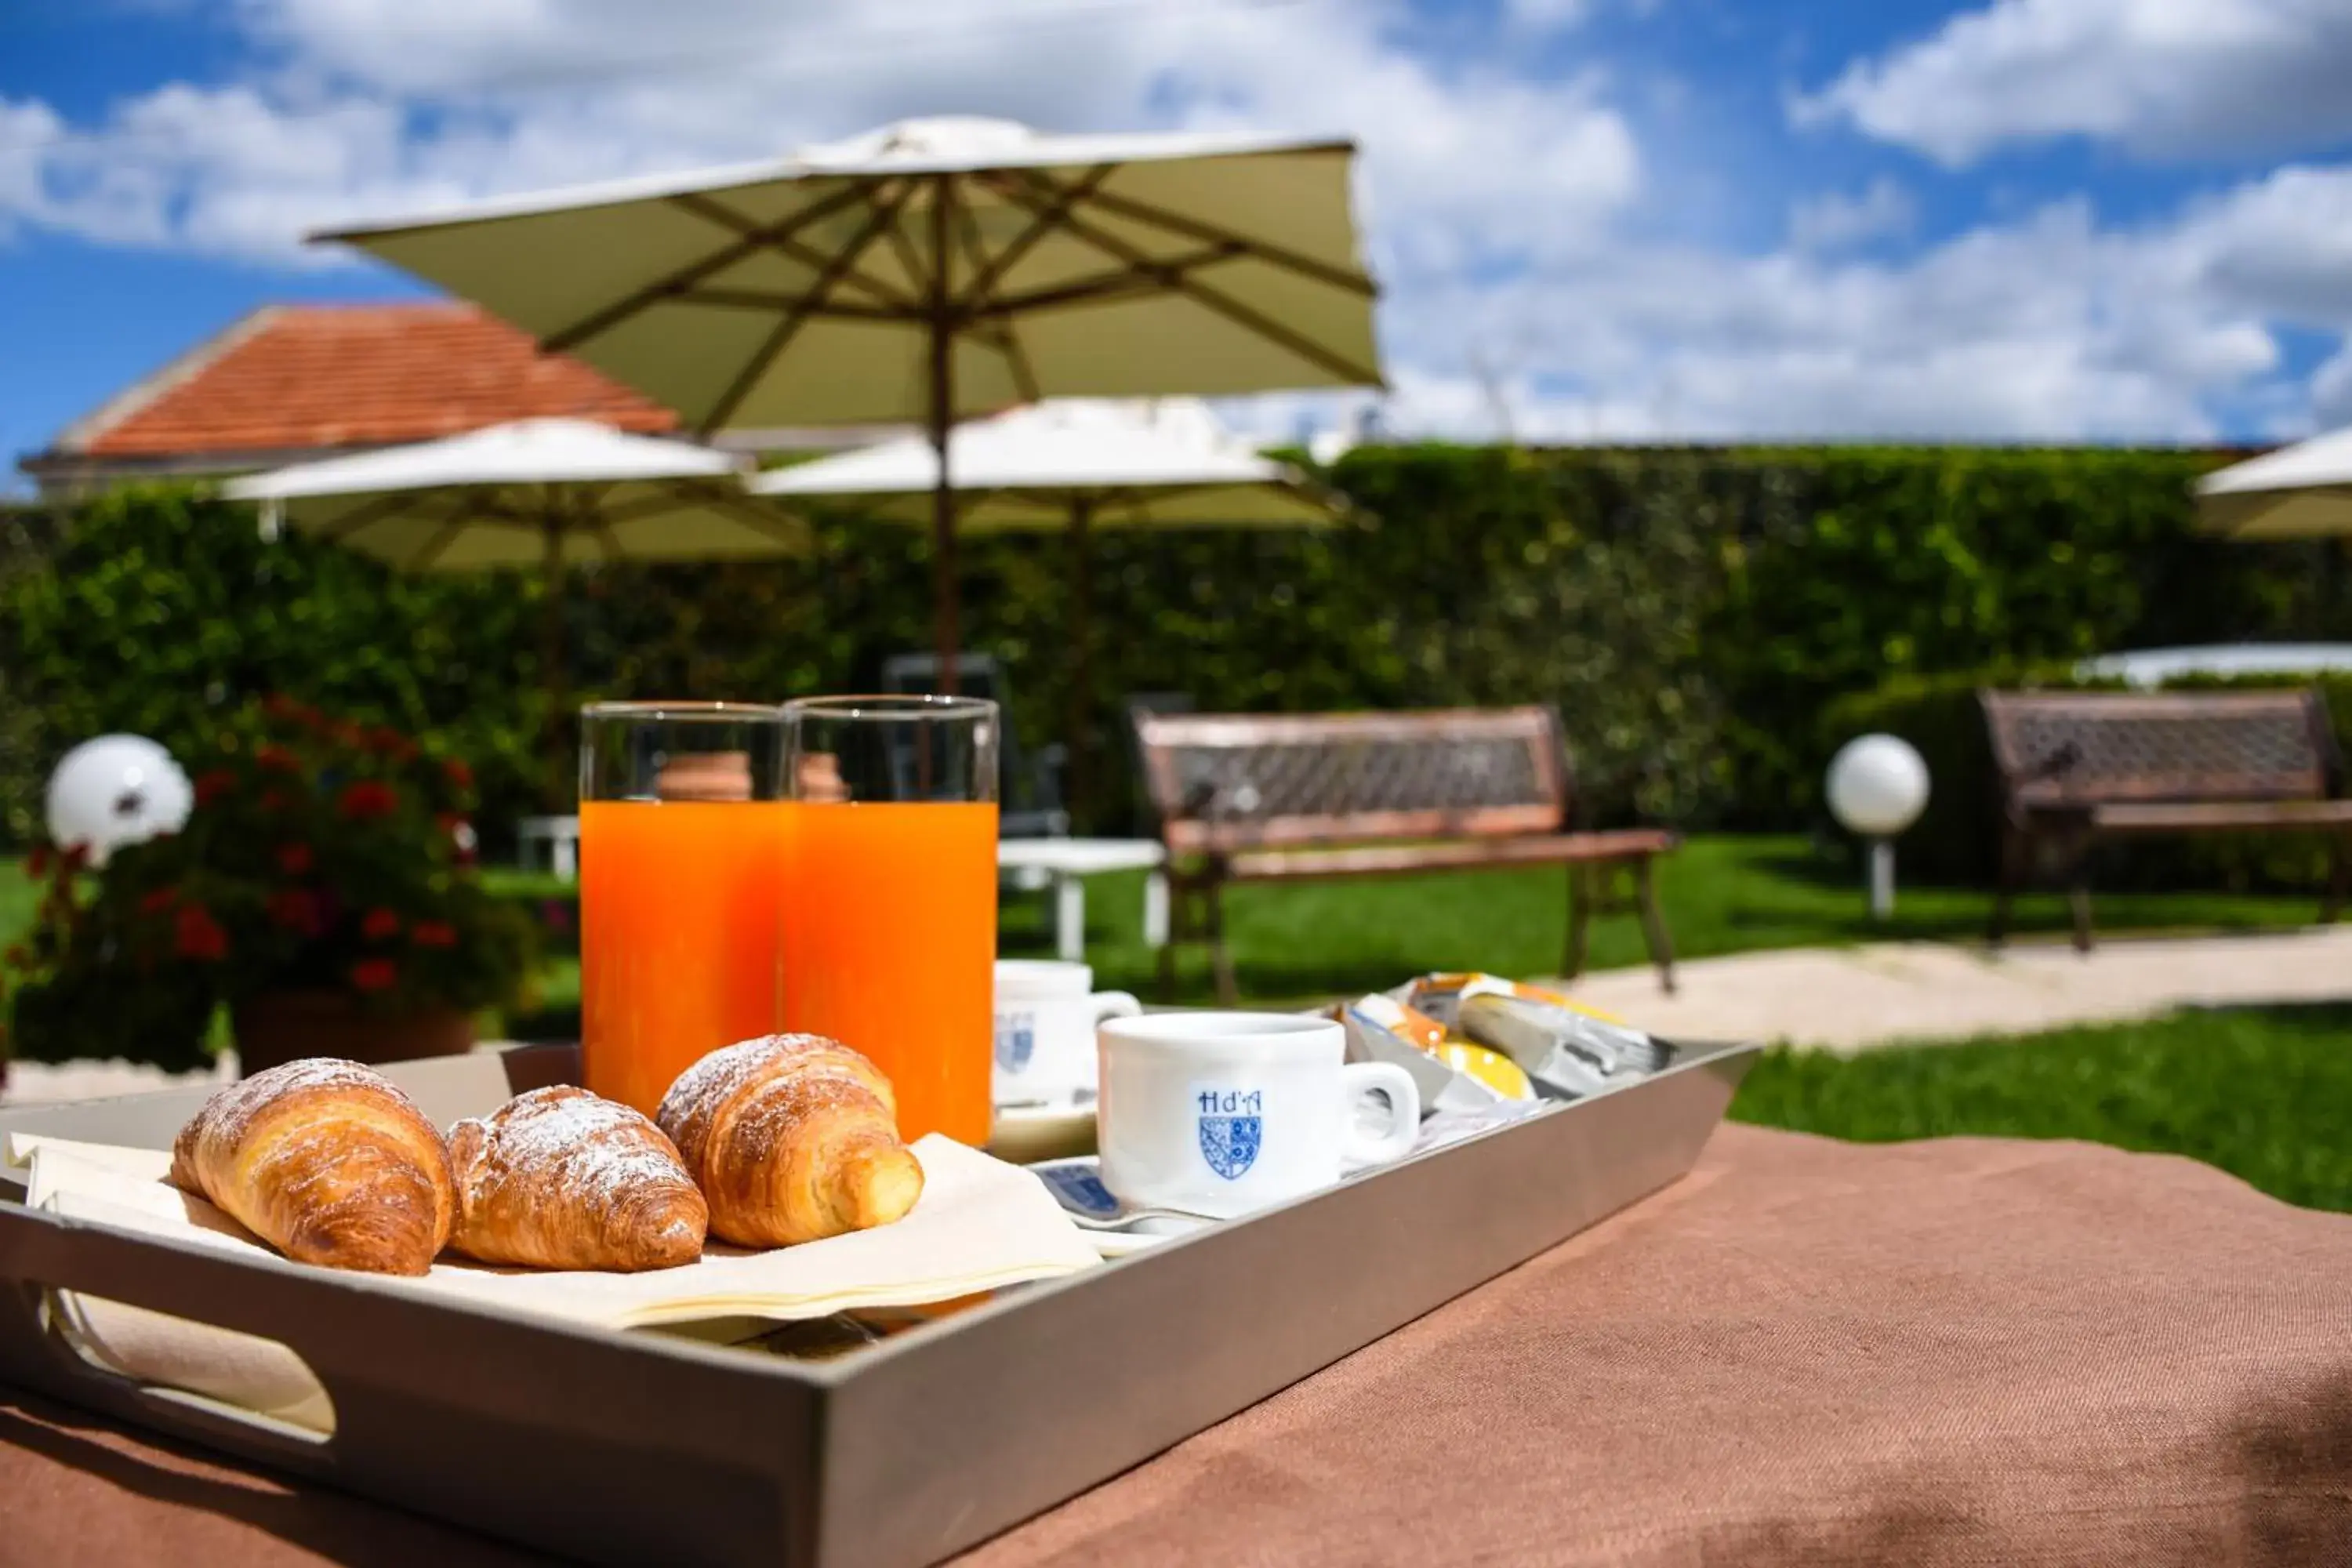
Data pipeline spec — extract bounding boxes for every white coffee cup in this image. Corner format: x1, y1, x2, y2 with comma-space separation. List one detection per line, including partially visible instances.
1096, 1011, 1421, 1219
993, 960, 1141, 1108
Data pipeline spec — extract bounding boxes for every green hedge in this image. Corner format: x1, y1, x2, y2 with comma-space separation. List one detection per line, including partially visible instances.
2, 445, 2344, 851
1824, 668, 2352, 890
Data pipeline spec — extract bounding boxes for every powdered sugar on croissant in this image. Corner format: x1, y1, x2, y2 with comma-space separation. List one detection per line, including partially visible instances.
447, 1086, 706, 1272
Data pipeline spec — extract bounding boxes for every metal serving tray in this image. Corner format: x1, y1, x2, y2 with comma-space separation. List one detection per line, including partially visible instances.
0, 1040, 1753, 1568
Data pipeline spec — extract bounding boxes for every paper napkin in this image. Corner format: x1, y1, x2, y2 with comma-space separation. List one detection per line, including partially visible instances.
12, 1132, 1098, 1434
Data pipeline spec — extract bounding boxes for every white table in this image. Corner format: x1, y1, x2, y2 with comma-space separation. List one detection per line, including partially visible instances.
517, 815, 581, 880
997, 837, 1169, 963
517, 820, 1165, 963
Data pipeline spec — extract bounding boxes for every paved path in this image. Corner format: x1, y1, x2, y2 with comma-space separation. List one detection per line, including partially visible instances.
1566, 925, 2352, 1053
7, 927, 2351, 1105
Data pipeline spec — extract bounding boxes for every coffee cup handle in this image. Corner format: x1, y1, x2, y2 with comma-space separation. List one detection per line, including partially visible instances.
1090, 992, 1142, 1025
1339, 1062, 1421, 1167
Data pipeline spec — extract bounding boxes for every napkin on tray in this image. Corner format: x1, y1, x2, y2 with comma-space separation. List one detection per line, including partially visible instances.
6, 1131, 1098, 1434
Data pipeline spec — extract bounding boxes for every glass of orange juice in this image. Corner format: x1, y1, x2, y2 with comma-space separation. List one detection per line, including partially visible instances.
779, 695, 999, 1145
579, 702, 786, 1117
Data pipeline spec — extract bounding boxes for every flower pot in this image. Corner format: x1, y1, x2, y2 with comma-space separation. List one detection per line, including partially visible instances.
231, 990, 475, 1077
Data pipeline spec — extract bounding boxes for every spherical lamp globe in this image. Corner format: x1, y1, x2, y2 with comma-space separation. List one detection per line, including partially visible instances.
45, 735, 194, 866
1826, 735, 1929, 839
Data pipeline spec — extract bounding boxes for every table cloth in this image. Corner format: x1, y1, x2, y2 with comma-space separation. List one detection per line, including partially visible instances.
5, 1124, 2347, 1566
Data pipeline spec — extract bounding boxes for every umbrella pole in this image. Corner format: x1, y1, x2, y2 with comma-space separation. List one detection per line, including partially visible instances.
1065, 497, 1094, 829
541, 518, 568, 811
928, 181, 960, 698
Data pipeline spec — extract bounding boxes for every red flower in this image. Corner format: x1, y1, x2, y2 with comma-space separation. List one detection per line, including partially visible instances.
255, 745, 300, 774
259, 789, 288, 813
350, 958, 398, 993
409, 920, 458, 948
275, 844, 314, 876
25, 844, 49, 877
266, 888, 322, 935
442, 758, 474, 791
361, 907, 402, 940
173, 905, 228, 962
263, 694, 302, 720
337, 781, 398, 821
59, 844, 89, 873
137, 887, 180, 915
194, 769, 238, 806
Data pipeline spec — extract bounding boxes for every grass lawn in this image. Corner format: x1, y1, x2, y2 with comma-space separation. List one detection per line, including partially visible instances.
4, 836, 2335, 1022
1730, 1004, 2352, 1213
1002, 833, 2335, 1006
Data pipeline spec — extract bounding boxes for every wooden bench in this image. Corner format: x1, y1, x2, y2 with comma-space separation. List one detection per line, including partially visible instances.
1133, 706, 1679, 1003
1980, 688, 2352, 949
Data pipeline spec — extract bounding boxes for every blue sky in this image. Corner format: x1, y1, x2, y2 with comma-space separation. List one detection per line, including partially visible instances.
9, 0, 2352, 483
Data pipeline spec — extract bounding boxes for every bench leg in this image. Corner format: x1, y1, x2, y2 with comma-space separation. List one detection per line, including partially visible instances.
1633, 857, 1677, 994
1563, 866, 1592, 981
2067, 844, 2096, 953
1988, 826, 2024, 949
1157, 877, 1188, 1000
1204, 879, 1238, 1006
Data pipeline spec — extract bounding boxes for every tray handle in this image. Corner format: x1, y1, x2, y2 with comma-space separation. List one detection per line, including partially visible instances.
0, 1206, 779, 1474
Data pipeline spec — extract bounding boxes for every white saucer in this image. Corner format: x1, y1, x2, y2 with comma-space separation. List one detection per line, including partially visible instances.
987, 1091, 1097, 1164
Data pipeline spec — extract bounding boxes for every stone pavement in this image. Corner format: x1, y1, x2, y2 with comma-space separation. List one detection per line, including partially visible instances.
6, 926, 2351, 1105
1566, 924, 2352, 1053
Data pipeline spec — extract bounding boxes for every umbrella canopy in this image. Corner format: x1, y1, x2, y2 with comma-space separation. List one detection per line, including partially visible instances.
2197, 426, 2352, 539
750, 397, 1339, 528
223, 417, 807, 568
755, 397, 1345, 813
226, 418, 809, 802
312, 116, 1382, 684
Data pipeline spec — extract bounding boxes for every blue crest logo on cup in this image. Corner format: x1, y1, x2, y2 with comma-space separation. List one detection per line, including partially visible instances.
995, 1011, 1035, 1073
1195, 1087, 1264, 1180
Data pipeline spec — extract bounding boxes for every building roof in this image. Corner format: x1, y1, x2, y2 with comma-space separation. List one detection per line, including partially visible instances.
45, 303, 678, 465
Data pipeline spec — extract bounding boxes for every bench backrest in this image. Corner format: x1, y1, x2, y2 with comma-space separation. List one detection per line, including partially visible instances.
1978, 688, 2340, 808
1133, 706, 1570, 855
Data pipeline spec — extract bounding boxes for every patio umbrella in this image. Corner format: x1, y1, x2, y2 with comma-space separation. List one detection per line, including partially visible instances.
753, 396, 1347, 806
224, 416, 810, 796
2196, 426, 2352, 539
310, 116, 1382, 689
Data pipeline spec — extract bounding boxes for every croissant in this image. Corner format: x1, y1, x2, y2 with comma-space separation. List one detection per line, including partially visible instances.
657, 1035, 924, 1247
446, 1087, 707, 1272
169, 1058, 453, 1276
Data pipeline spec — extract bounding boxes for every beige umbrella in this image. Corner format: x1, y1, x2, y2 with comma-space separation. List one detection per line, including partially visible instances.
225, 417, 809, 797
2198, 426, 2352, 539
754, 396, 1345, 805
310, 116, 1381, 688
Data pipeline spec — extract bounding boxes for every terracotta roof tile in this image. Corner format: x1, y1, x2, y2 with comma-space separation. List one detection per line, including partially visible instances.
66, 303, 677, 459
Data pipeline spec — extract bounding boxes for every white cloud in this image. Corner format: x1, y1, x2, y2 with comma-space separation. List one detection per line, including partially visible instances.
1504, 0, 1592, 32
9, 0, 2352, 443
1802, 0, 2352, 166
2307, 340, 2352, 429
1788, 177, 1915, 252
1361, 181, 2330, 443
0, 0, 1639, 278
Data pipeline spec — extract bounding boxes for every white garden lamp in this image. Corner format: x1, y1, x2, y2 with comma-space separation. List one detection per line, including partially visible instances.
45, 735, 192, 866
1826, 734, 1929, 920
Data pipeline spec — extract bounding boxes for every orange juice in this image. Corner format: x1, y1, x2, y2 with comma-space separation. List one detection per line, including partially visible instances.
580, 800, 786, 1116
779, 800, 997, 1143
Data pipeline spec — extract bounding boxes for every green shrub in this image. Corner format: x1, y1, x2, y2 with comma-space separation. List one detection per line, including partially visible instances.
2, 448, 2343, 848
0, 485, 546, 840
